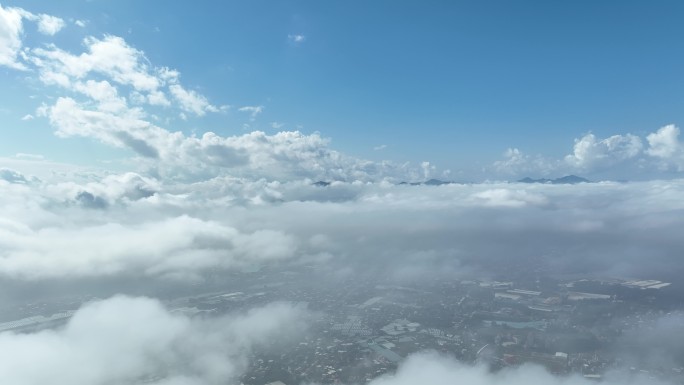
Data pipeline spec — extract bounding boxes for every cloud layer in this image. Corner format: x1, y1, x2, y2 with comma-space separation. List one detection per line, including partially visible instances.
0, 215, 297, 280
2, 166, 683, 282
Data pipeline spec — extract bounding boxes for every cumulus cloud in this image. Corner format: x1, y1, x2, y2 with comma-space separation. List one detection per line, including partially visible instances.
3, 26, 430, 182
1, 16, 435, 183
35, 13, 65, 35
43, 96, 426, 181
646, 124, 684, 170
564, 133, 643, 170
492, 127, 684, 179
0, 296, 309, 385
72, 79, 129, 112
71, 36, 150, 87
31, 35, 162, 92
47, 96, 164, 158
52, 172, 159, 205
0, 4, 28, 69
23, 33, 221, 116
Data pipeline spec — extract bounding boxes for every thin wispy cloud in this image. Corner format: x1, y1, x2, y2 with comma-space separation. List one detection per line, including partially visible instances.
238, 105, 264, 121
288, 34, 306, 44
14, 153, 43, 160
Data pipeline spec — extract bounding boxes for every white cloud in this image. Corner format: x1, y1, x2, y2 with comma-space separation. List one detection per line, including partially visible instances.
420, 161, 434, 180
2, 162, 684, 282
288, 34, 306, 44
42, 95, 431, 181
62, 172, 160, 204
0, 214, 297, 279
0, 4, 28, 70
2, 9, 684, 384
14, 153, 43, 160
374, 144, 387, 151
20, 114, 33, 120
271, 121, 284, 129
1, 19, 430, 182
564, 133, 643, 169
491, 127, 684, 179
32, 35, 162, 92
471, 188, 548, 208
169, 84, 217, 116
47, 97, 163, 158
0, 155, 94, 183
0, 168, 29, 184
23, 33, 216, 114
646, 125, 680, 158
238, 105, 264, 121
74, 19, 87, 28
72, 79, 128, 113
147, 89, 171, 106
36, 14, 65, 35
492, 148, 558, 177
646, 124, 684, 170
0, 296, 309, 385
364, 352, 664, 385
157, 66, 180, 83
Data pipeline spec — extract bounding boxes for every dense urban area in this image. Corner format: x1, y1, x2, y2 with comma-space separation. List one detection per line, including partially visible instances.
2, 266, 682, 385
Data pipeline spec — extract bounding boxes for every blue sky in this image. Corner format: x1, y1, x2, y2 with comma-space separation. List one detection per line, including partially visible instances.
2, 1, 684, 180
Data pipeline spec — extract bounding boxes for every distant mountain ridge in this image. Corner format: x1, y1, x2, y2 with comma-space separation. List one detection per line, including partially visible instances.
313, 179, 460, 187
398, 179, 457, 186
313, 176, 591, 187
518, 175, 591, 184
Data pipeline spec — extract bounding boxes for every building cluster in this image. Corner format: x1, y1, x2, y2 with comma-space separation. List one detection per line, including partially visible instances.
2, 268, 681, 385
